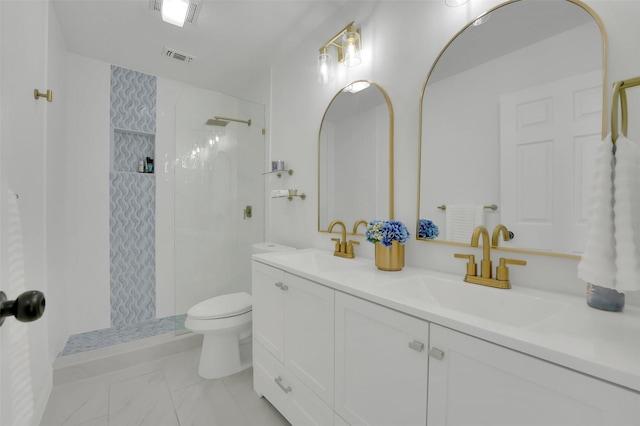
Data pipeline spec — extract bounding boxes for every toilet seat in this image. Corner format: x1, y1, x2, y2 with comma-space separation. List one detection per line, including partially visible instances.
187, 292, 252, 320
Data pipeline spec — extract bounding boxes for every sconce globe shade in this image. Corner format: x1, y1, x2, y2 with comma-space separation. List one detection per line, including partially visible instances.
318, 52, 334, 84
445, 0, 469, 6
342, 31, 362, 67
161, 0, 189, 27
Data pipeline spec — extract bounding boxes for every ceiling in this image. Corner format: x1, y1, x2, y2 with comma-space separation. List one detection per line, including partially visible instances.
52, 0, 346, 98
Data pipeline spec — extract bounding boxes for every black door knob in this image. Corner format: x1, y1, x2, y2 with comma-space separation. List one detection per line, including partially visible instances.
0, 290, 46, 327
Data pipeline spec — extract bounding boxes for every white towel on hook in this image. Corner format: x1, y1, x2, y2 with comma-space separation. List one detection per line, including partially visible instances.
612, 135, 640, 291
445, 204, 485, 243
578, 136, 616, 288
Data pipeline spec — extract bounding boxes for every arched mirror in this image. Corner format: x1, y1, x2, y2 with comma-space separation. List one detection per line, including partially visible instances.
417, 0, 606, 257
319, 81, 394, 233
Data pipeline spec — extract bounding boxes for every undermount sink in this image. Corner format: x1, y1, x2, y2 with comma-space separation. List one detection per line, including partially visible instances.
377, 274, 569, 328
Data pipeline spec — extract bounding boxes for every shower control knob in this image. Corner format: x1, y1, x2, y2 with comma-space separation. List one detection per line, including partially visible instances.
0, 290, 46, 327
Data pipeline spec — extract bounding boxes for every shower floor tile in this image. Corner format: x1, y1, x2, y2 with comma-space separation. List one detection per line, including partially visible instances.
40, 348, 289, 426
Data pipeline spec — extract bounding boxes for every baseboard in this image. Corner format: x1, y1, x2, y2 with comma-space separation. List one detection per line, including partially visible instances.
52, 331, 202, 386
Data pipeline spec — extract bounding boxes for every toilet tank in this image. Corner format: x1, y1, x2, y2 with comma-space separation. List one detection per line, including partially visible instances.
252, 242, 296, 254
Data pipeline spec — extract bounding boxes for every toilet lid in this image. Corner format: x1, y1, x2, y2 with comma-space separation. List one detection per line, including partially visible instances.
188, 292, 252, 319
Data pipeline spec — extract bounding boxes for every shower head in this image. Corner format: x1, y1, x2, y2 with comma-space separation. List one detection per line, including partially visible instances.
205, 119, 229, 127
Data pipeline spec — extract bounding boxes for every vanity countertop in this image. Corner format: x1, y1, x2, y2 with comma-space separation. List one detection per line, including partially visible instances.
253, 248, 640, 393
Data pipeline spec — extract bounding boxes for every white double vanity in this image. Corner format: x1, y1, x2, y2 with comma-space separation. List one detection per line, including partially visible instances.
252, 249, 640, 426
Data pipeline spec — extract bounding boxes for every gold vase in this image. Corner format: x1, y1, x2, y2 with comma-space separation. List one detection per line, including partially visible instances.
375, 241, 405, 271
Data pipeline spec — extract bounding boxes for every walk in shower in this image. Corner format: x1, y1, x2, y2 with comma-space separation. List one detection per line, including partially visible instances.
59, 66, 265, 357
173, 88, 265, 321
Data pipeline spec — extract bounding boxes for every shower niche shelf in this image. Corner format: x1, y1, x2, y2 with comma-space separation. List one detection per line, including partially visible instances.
112, 128, 155, 174
113, 127, 155, 137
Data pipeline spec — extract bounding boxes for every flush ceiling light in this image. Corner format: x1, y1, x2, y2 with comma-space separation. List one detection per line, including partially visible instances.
318, 21, 362, 84
150, 0, 201, 27
162, 0, 189, 27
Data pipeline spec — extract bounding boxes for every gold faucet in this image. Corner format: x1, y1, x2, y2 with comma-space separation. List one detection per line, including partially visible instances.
346, 219, 369, 258
328, 220, 353, 258
454, 225, 526, 289
491, 224, 512, 247
353, 219, 368, 234
471, 226, 492, 279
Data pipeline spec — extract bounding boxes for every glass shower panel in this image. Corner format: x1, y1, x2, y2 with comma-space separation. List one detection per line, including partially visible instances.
174, 88, 265, 323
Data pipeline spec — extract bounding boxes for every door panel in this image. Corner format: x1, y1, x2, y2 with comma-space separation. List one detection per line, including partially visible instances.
500, 70, 601, 254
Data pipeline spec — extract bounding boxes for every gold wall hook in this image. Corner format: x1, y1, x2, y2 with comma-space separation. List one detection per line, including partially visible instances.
34, 89, 52, 102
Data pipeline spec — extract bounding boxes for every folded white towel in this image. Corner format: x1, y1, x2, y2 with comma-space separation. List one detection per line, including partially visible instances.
446, 204, 485, 243
613, 135, 640, 292
577, 136, 616, 288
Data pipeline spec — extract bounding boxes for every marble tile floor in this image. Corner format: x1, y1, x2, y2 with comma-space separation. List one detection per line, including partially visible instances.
40, 348, 290, 426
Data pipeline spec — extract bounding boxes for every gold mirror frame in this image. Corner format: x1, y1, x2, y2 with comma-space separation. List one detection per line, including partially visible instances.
416, 0, 607, 259
318, 80, 395, 235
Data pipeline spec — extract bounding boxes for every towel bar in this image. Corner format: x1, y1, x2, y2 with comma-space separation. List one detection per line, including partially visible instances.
438, 204, 497, 211
612, 76, 640, 143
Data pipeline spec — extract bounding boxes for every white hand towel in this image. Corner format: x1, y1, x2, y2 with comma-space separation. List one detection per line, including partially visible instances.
578, 137, 616, 287
445, 204, 485, 243
613, 135, 640, 291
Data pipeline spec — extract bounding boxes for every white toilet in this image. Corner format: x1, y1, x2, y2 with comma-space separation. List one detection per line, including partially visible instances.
185, 242, 295, 379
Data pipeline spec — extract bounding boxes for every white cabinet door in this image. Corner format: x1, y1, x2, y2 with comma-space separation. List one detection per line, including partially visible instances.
252, 262, 286, 362
285, 272, 335, 406
428, 324, 640, 426
335, 292, 430, 426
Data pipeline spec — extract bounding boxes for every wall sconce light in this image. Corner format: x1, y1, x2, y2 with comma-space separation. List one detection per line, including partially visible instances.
318, 21, 362, 84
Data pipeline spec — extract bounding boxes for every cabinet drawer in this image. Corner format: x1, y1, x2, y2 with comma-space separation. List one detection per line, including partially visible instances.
254, 340, 334, 426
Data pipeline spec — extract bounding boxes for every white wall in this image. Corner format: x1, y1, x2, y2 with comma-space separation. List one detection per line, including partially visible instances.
46, 0, 70, 362
1, 1, 70, 423
64, 54, 111, 335
267, 0, 640, 306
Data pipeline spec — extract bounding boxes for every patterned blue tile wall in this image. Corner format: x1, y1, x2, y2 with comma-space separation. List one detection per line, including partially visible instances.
110, 66, 157, 327
110, 65, 156, 133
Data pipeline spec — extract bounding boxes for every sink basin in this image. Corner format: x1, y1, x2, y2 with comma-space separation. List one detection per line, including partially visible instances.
256, 249, 366, 273
377, 274, 568, 327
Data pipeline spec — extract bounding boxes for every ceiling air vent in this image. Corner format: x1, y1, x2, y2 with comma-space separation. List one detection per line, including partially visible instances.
149, 0, 201, 24
163, 47, 195, 63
